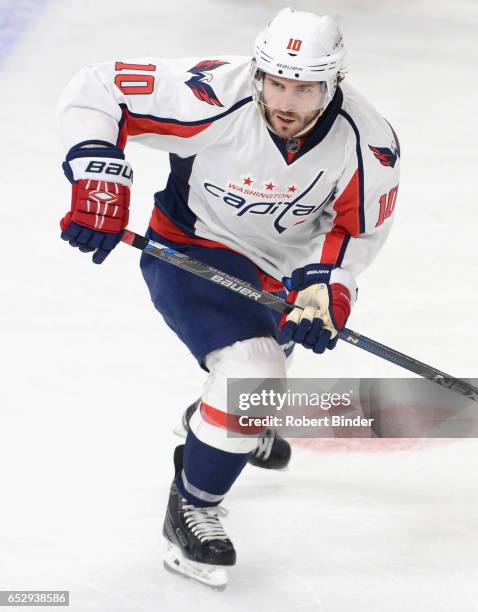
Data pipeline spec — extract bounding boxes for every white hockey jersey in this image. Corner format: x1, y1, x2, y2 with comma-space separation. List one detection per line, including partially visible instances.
57, 56, 400, 294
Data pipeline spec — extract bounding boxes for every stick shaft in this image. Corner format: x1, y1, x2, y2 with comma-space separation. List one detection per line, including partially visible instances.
121, 230, 478, 402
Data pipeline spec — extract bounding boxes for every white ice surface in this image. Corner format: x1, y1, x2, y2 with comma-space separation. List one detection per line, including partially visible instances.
1, 1, 478, 610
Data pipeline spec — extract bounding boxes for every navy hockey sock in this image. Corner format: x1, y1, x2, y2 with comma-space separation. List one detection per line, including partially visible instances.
175, 430, 250, 507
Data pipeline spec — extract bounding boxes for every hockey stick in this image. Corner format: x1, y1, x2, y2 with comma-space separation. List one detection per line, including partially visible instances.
121, 230, 478, 402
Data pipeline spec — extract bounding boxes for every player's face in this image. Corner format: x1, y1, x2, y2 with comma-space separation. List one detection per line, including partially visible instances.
262, 74, 325, 137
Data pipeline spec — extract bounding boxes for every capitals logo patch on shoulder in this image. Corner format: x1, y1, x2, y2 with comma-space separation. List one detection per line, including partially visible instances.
369, 141, 401, 168
185, 60, 229, 107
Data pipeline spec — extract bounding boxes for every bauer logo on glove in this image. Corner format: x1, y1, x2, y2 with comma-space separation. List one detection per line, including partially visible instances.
83, 159, 133, 179
60, 142, 133, 264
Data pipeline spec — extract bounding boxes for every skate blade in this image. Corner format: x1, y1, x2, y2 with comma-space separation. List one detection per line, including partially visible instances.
163, 543, 228, 591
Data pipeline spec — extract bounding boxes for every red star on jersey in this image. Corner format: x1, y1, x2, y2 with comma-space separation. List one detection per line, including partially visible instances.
288, 185, 297, 193
243, 177, 253, 186
265, 181, 275, 191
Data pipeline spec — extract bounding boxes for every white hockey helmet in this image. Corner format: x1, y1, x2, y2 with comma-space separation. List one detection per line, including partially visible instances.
252, 8, 346, 115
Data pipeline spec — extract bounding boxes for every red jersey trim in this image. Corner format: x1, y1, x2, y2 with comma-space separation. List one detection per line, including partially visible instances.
332, 169, 361, 236
116, 97, 253, 149
320, 169, 361, 265
118, 107, 211, 149
320, 229, 348, 266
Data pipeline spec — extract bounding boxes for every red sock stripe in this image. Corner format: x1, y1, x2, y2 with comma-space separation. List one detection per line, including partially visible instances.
199, 401, 266, 435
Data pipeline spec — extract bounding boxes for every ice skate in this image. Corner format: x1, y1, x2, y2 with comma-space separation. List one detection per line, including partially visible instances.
163, 446, 236, 590
175, 400, 292, 470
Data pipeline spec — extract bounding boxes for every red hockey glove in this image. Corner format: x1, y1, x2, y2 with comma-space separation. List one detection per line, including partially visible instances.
280, 264, 356, 353
60, 142, 133, 264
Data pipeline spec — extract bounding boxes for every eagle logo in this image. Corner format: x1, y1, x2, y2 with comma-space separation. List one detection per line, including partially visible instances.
369, 141, 400, 168
185, 60, 229, 107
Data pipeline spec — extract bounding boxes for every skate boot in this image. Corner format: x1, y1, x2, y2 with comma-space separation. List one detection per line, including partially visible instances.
178, 400, 292, 470
163, 445, 236, 590
248, 427, 291, 469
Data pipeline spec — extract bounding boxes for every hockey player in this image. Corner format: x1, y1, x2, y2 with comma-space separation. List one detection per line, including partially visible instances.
57, 8, 400, 588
